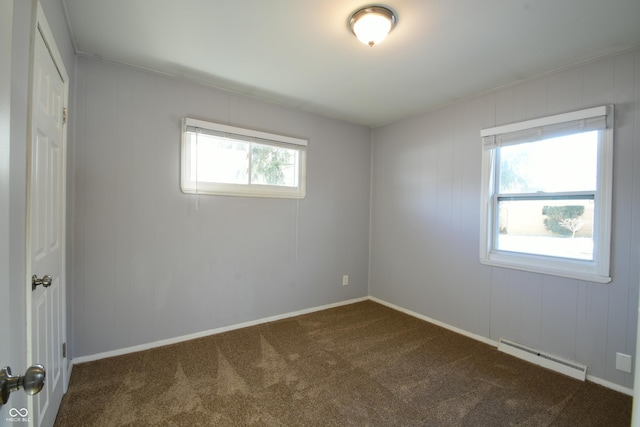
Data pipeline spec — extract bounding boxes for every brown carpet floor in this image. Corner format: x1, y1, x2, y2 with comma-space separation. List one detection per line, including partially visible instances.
55, 301, 632, 426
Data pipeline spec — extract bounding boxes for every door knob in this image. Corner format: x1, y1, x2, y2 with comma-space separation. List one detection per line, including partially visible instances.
32, 274, 52, 291
0, 365, 45, 406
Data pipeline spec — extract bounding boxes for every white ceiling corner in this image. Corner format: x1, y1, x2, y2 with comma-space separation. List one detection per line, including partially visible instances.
61, 0, 640, 127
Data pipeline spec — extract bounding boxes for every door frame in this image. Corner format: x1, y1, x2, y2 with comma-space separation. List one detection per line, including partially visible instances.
25, 1, 70, 421
0, 0, 14, 418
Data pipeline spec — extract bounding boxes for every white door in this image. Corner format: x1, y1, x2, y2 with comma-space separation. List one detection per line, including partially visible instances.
27, 7, 68, 427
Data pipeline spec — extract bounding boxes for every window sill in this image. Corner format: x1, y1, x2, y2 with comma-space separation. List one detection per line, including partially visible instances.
480, 257, 611, 284
181, 184, 306, 199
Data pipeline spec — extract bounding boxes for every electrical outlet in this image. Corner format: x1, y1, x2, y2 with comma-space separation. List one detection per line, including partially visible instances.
342, 275, 349, 286
615, 352, 632, 373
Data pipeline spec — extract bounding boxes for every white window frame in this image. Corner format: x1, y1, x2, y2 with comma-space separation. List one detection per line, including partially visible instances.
479, 105, 614, 283
181, 117, 307, 199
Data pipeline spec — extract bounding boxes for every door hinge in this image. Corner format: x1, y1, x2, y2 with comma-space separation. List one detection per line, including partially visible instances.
62, 342, 67, 358
62, 107, 67, 125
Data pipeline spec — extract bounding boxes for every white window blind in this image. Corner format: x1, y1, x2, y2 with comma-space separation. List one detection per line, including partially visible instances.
481, 105, 610, 149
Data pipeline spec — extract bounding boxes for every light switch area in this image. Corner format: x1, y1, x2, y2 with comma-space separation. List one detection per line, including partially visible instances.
342, 275, 349, 286
615, 352, 632, 373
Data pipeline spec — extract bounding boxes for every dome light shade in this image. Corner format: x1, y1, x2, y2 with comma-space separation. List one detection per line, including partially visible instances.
349, 6, 397, 47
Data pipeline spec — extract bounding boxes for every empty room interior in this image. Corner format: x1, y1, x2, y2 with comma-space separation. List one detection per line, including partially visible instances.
3, 0, 640, 425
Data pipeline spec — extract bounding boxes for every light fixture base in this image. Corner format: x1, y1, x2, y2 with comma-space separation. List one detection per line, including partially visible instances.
348, 5, 397, 47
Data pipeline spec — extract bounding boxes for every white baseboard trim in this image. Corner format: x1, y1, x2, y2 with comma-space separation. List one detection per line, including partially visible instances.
70, 294, 633, 396
369, 296, 633, 396
368, 296, 499, 347
72, 297, 368, 365
587, 374, 633, 396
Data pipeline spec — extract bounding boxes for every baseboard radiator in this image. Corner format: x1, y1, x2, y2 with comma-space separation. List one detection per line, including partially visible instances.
498, 338, 587, 381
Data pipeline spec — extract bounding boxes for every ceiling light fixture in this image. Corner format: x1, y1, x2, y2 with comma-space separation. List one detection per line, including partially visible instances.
349, 5, 397, 47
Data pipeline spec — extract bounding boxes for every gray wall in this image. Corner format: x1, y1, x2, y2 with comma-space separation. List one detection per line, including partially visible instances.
370, 49, 640, 389
70, 57, 372, 358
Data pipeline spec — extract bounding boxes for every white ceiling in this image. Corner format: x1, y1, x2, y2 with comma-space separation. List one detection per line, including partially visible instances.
61, 0, 640, 127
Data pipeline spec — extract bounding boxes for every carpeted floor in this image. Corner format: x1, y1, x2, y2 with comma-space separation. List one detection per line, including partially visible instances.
55, 301, 632, 426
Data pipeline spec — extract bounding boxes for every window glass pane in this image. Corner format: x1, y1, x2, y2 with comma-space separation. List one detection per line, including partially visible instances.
190, 133, 249, 184
498, 131, 598, 194
250, 142, 299, 187
496, 199, 594, 260
182, 118, 307, 199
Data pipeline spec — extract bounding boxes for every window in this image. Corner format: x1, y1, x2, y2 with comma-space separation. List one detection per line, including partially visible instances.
181, 118, 307, 198
479, 105, 613, 283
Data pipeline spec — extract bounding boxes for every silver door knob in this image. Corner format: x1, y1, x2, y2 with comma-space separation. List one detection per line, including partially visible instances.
0, 365, 46, 406
31, 274, 52, 291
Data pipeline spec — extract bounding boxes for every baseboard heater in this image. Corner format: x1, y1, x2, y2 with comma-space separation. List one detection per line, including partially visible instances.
498, 338, 587, 381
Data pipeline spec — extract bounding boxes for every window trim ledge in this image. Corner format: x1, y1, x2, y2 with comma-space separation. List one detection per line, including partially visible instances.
181, 181, 306, 199
479, 257, 612, 284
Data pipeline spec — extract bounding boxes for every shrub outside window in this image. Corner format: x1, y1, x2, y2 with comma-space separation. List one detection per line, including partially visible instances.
181, 118, 307, 199
479, 105, 613, 283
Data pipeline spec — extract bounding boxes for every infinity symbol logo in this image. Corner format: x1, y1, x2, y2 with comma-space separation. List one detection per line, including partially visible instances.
8, 408, 28, 417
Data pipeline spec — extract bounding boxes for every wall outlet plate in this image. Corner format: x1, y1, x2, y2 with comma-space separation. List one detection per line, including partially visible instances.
615, 352, 632, 373
342, 275, 349, 286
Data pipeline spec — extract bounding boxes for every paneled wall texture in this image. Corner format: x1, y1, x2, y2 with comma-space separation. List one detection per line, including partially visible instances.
71, 57, 372, 358
370, 49, 640, 389
73, 48, 640, 390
